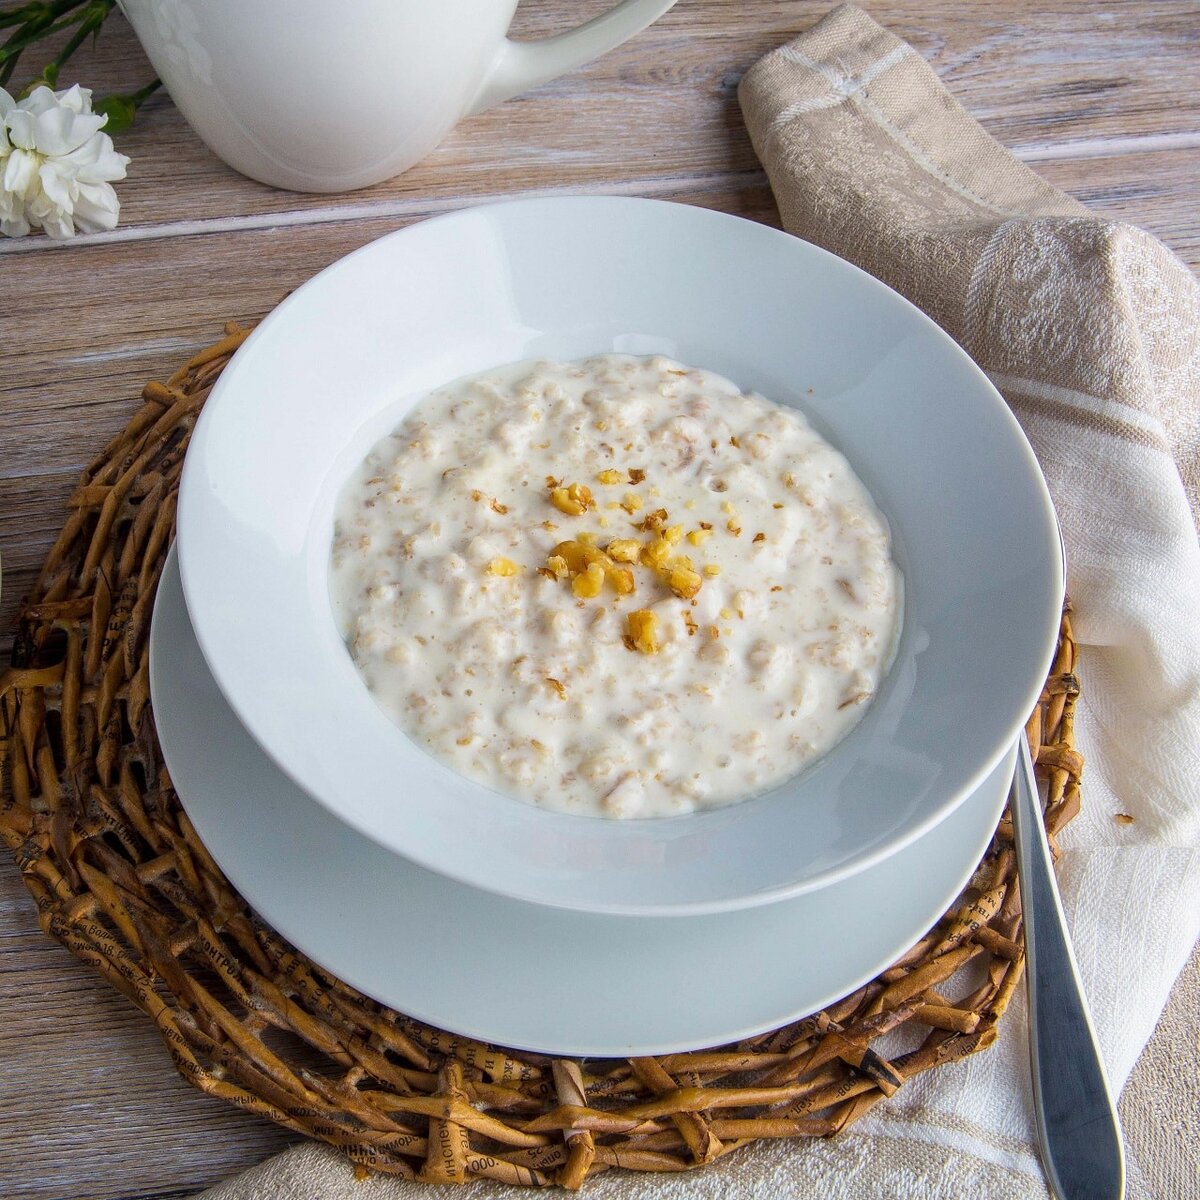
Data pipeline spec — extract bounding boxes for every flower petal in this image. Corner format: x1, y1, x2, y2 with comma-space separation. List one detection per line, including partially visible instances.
40, 209, 76, 238
20, 86, 60, 115
34, 105, 106, 156
72, 181, 120, 232
25, 183, 74, 238
0, 183, 25, 225
54, 83, 93, 113
3, 147, 39, 198
5, 108, 38, 150
59, 132, 130, 183
39, 161, 77, 212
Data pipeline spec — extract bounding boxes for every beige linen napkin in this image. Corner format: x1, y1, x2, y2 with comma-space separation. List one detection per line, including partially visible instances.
199, 7, 1200, 1198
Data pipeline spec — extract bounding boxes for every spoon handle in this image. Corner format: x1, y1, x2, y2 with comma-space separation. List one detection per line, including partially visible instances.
1010, 734, 1125, 1200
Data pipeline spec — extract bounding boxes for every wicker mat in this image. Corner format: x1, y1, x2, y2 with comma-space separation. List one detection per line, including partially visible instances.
0, 326, 1082, 1189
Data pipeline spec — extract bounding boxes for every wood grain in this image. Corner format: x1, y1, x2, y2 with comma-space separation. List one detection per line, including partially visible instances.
0, 1, 1196, 249
1, 2, 1198, 1199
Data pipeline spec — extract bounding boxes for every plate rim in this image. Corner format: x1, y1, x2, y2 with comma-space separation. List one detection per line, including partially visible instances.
153, 543, 1016, 1055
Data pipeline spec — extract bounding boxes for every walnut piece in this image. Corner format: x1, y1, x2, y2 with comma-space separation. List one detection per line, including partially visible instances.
485, 557, 521, 577
571, 561, 606, 598
606, 538, 641, 564
549, 482, 595, 516
626, 609, 660, 654
662, 557, 702, 600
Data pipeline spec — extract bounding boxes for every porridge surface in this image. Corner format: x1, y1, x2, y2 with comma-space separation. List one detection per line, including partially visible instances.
330, 355, 902, 818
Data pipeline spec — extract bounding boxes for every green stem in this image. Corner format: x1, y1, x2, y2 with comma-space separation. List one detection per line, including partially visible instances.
0, 2, 87, 33
19, 0, 96, 88
129, 76, 159, 105
0, 0, 93, 86
93, 74, 159, 133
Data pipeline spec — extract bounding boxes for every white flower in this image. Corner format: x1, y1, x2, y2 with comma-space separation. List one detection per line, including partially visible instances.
0, 84, 130, 239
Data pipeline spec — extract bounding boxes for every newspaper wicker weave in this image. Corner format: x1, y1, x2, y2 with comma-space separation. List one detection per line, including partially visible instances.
0, 325, 1083, 1190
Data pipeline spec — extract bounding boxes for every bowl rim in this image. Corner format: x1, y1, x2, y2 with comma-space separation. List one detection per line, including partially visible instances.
177, 194, 1064, 916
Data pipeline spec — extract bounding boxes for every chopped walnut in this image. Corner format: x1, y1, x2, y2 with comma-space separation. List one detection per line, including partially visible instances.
544, 677, 567, 701
572, 561, 606, 598
662, 557, 702, 600
664, 524, 684, 545
626, 609, 660, 654
596, 468, 625, 485
550, 482, 594, 516
620, 492, 643, 514
687, 527, 712, 546
490, 498, 508, 515
548, 539, 634, 598
634, 507, 668, 532
551, 540, 592, 573
628, 467, 646, 485
606, 563, 636, 595
639, 537, 672, 569
703, 563, 720, 576
485, 557, 521, 577
606, 538, 641, 564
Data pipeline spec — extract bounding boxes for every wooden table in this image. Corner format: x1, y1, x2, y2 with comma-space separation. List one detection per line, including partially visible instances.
2, 3, 1197, 1198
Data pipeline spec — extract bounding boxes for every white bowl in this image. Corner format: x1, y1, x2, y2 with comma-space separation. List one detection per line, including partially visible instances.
177, 196, 1063, 917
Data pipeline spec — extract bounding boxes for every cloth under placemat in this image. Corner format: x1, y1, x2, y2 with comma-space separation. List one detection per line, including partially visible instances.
200, 7, 1200, 1198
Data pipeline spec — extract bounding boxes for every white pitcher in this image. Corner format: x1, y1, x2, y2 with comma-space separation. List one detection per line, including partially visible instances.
117, 0, 678, 192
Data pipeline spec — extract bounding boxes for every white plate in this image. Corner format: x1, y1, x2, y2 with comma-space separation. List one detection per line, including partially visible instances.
152, 545, 1014, 1054
177, 196, 1061, 915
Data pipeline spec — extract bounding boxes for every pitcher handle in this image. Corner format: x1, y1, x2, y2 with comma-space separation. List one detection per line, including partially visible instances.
467, 0, 678, 116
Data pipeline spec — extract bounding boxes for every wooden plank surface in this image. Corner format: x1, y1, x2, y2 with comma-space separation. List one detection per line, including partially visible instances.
0, 1, 1196, 246
1, 2, 1198, 1198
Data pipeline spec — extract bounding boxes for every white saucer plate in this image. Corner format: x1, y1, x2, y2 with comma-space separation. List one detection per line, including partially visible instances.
151, 545, 1013, 1055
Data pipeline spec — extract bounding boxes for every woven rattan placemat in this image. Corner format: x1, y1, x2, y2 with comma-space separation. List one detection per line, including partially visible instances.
0, 326, 1082, 1188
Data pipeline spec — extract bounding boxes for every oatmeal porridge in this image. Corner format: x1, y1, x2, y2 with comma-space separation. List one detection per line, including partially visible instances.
330, 355, 902, 818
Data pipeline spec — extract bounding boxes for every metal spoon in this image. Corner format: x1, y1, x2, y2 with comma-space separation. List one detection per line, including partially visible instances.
1010, 720, 1125, 1198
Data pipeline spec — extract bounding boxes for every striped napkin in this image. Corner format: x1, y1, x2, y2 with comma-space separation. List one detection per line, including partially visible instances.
198, 6, 1200, 1198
